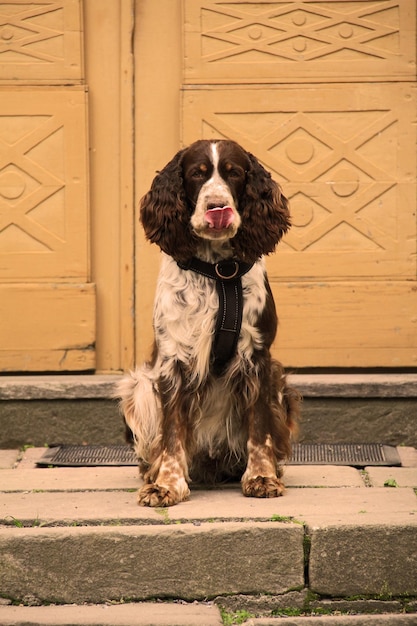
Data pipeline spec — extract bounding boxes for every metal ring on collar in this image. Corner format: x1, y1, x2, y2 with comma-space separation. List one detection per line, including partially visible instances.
215, 261, 239, 280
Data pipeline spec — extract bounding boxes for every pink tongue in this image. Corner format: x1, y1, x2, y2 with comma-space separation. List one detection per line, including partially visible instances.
205, 206, 234, 229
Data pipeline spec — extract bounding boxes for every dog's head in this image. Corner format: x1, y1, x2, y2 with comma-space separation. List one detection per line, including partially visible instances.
140, 139, 291, 264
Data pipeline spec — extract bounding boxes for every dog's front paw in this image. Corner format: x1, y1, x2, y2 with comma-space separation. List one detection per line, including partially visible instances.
138, 481, 190, 507
242, 475, 285, 498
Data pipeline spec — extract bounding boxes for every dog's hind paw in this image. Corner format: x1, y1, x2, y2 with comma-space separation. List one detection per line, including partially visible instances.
241, 475, 285, 498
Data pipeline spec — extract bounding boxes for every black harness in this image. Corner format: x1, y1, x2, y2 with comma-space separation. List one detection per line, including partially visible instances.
177, 257, 254, 373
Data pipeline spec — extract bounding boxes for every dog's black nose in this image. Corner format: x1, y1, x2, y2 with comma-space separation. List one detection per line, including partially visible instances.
207, 202, 226, 211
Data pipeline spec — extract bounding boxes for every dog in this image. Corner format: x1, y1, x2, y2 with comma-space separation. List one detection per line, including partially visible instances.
117, 139, 300, 506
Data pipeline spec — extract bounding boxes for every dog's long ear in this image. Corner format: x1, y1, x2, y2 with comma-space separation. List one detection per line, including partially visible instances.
232, 153, 291, 263
140, 148, 198, 262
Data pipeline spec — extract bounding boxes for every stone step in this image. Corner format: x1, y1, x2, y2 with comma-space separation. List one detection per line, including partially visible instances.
1, 605, 416, 626
0, 602, 223, 626
1, 374, 417, 449
1, 448, 416, 618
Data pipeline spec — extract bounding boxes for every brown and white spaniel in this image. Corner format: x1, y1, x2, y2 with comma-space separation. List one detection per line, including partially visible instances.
117, 139, 300, 507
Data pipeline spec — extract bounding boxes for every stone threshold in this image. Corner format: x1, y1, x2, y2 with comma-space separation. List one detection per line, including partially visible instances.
1, 373, 417, 400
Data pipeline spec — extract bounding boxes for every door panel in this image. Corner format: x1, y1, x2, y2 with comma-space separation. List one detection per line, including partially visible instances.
0, 0, 95, 371
0, 283, 95, 371
183, 83, 415, 281
0, 0, 83, 83
0, 88, 90, 280
181, 0, 417, 367
184, 0, 415, 83
271, 281, 417, 367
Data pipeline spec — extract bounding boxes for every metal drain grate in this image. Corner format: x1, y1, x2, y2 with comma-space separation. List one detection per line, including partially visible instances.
37, 443, 401, 468
37, 445, 137, 467
290, 443, 401, 467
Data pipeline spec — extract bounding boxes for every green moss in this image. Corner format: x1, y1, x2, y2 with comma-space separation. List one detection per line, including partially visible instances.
272, 607, 303, 617
220, 608, 254, 625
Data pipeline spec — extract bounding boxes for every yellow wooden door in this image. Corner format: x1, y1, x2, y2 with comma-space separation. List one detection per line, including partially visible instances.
181, 0, 417, 367
0, 0, 95, 371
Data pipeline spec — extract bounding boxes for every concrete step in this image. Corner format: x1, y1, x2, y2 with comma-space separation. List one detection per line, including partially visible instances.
1, 606, 416, 626
1, 374, 417, 448
0, 607, 417, 626
0, 602, 223, 626
1, 448, 416, 622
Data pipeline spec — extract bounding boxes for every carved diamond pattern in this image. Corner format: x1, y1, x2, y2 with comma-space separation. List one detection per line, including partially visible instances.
185, 92, 407, 260
0, 116, 64, 252
0, 1, 82, 80
200, 1, 400, 64
0, 90, 88, 280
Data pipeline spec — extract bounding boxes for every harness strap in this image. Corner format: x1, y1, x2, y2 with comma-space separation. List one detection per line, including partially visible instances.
177, 258, 254, 373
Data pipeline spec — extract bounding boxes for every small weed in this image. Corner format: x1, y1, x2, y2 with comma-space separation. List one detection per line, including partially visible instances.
220, 608, 253, 625
384, 478, 398, 488
155, 507, 170, 524
4, 516, 24, 528
270, 513, 303, 524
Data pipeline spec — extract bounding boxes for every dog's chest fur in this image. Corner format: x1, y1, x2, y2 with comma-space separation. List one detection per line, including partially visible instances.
154, 254, 267, 385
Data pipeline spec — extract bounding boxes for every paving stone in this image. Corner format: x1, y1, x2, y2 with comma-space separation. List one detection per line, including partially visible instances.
214, 590, 308, 615
0, 466, 139, 491
0, 602, 223, 625
0, 522, 305, 604
247, 615, 417, 625
397, 447, 417, 467
285, 466, 365, 488
1, 487, 416, 527
0, 464, 365, 492
309, 524, 417, 596
0, 450, 19, 469
309, 598, 404, 614
366, 467, 417, 488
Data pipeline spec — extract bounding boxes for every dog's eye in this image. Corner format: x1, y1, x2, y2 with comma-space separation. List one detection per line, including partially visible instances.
227, 167, 244, 179
223, 162, 244, 179
189, 165, 208, 180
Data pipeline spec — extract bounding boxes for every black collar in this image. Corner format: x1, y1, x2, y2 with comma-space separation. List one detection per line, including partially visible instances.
177, 257, 254, 374
177, 257, 253, 281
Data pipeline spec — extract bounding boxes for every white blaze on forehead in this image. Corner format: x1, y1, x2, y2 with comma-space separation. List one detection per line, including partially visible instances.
211, 141, 219, 174
197, 143, 234, 207
190, 141, 241, 238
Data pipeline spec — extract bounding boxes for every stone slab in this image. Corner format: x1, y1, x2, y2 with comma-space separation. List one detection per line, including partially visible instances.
0, 450, 19, 469
291, 373, 417, 397
1, 487, 416, 527
397, 447, 417, 467
0, 522, 305, 604
298, 398, 417, 449
0, 602, 223, 625
248, 616, 417, 625
366, 467, 417, 488
0, 375, 123, 400
0, 400, 125, 448
2, 373, 417, 400
2, 374, 417, 450
309, 524, 417, 596
0, 466, 140, 491
286, 466, 365, 488
0, 464, 365, 492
